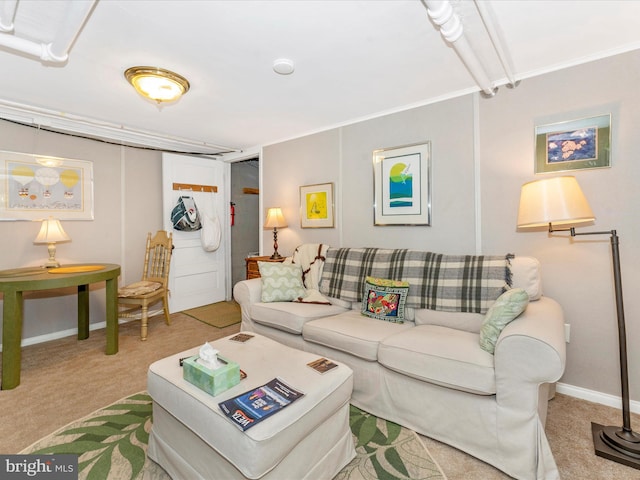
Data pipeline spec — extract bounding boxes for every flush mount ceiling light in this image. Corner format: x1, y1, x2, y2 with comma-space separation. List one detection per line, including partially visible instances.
124, 66, 190, 103
273, 58, 295, 75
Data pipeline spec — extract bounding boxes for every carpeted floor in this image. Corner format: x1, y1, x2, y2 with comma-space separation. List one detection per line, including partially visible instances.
2, 310, 640, 479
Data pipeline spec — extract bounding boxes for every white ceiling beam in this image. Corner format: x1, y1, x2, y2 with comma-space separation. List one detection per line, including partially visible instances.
0, 0, 17, 32
0, 0, 97, 63
423, 0, 497, 97
0, 99, 240, 155
474, 0, 519, 88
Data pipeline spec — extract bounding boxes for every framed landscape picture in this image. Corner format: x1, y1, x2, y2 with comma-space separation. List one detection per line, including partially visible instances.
373, 141, 431, 226
0, 151, 94, 220
300, 182, 334, 228
535, 114, 611, 174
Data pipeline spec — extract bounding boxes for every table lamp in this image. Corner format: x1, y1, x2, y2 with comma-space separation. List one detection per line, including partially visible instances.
517, 175, 640, 469
264, 207, 287, 259
34, 217, 71, 268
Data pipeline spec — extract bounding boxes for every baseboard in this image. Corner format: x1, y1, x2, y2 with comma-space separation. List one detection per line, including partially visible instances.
0, 309, 167, 353
556, 382, 640, 415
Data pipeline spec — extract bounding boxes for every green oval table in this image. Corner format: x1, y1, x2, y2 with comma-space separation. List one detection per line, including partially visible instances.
0, 263, 121, 390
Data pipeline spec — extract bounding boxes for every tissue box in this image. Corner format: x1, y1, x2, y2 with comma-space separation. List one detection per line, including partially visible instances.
183, 355, 240, 396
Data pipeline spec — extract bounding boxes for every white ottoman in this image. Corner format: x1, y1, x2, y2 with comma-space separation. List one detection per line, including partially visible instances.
147, 332, 355, 479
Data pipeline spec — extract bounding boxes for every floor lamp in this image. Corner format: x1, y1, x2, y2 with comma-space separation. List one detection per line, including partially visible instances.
517, 176, 640, 469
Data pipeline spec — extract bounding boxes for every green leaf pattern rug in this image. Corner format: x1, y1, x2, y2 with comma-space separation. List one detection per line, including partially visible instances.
21, 393, 446, 480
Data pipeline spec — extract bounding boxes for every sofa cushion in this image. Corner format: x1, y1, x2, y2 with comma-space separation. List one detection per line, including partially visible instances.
378, 325, 496, 395
479, 288, 529, 354
361, 276, 409, 323
258, 262, 306, 302
303, 310, 413, 361
413, 309, 485, 333
251, 302, 349, 334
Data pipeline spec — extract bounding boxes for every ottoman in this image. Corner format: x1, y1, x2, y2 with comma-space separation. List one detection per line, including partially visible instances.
147, 332, 355, 479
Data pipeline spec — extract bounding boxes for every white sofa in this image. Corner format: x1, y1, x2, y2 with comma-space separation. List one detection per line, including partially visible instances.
233, 247, 566, 480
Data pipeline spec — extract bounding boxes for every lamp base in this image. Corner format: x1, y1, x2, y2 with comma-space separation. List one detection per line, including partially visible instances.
270, 253, 282, 260
592, 422, 640, 470
42, 259, 61, 268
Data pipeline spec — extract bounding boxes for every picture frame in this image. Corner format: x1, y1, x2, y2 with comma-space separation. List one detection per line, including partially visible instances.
535, 114, 611, 174
0, 151, 94, 220
373, 141, 431, 226
300, 182, 334, 228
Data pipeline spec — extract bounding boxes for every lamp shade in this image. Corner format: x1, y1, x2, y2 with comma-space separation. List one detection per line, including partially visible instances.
264, 208, 287, 229
34, 217, 70, 244
517, 176, 595, 229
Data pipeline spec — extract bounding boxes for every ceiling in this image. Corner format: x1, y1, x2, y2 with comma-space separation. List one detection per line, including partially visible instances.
0, 0, 638, 157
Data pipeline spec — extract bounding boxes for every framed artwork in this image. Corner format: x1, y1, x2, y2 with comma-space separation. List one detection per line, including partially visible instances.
373, 141, 431, 226
300, 182, 334, 228
535, 114, 611, 174
0, 151, 94, 220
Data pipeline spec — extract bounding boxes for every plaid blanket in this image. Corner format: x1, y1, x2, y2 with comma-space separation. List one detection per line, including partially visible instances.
319, 248, 513, 313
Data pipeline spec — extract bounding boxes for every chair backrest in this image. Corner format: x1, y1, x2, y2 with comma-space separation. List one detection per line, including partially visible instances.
142, 230, 173, 287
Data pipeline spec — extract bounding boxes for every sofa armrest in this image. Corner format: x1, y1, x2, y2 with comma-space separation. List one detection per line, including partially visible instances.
494, 296, 566, 408
233, 278, 263, 330
233, 278, 262, 307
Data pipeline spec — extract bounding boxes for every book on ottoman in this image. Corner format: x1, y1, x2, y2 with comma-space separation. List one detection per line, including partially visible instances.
219, 377, 304, 431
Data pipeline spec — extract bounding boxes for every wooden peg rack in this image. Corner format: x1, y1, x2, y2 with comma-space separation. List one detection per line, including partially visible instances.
172, 182, 218, 193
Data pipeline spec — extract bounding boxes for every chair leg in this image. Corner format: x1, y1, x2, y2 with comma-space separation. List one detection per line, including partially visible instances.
162, 294, 171, 326
141, 305, 149, 341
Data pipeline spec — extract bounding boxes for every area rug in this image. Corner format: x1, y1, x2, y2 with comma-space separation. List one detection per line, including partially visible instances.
21, 393, 446, 480
181, 300, 241, 328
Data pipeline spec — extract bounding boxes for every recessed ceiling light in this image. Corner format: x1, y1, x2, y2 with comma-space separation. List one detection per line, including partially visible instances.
124, 66, 190, 104
273, 59, 295, 75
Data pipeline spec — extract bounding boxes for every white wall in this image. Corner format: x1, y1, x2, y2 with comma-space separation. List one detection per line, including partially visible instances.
263, 95, 478, 255
0, 121, 163, 344
261, 49, 640, 402
481, 50, 640, 401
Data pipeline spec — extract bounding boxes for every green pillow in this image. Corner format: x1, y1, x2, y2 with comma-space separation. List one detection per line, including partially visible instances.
258, 262, 306, 302
361, 276, 409, 323
479, 288, 529, 354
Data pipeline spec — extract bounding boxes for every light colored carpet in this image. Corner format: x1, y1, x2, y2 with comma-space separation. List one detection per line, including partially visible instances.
181, 300, 241, 328
2, 310, 640, 479
20, 394, 445, 480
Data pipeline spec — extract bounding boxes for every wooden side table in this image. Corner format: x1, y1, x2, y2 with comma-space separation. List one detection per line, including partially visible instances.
245, 256, 285, 279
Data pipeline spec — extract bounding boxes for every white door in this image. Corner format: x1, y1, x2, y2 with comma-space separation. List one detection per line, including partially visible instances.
162, 153, 229, 312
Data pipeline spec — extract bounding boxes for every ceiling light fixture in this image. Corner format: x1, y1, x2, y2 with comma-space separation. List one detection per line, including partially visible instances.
124, 66, 190, 104
273, 59, 295, 75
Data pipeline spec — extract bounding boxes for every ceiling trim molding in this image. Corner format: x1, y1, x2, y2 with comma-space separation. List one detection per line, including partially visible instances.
0, 99, 240, 155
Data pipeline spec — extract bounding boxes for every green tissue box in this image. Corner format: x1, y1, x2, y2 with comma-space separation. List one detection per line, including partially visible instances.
183, 355, 240, 396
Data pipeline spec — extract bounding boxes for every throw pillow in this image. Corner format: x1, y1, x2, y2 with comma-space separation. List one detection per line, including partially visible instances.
479, 288, 529, 354
361, 276, 409, 323
259, 262, 306, 302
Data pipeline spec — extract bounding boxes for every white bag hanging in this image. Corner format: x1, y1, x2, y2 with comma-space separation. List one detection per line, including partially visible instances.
201, 212, 221, 251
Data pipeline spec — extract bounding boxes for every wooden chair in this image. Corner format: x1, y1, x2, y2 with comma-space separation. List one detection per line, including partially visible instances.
118, 230, 173, 340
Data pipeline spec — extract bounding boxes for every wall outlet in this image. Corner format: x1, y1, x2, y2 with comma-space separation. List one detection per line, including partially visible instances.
564, 323, 570, 343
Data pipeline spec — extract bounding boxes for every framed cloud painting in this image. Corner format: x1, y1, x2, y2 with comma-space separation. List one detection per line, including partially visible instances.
0, 151, 94, 220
